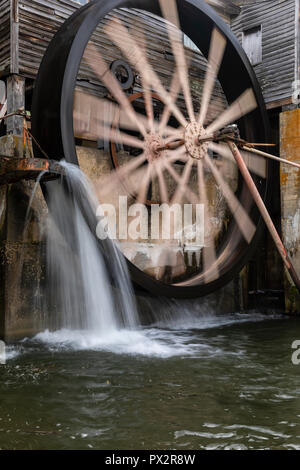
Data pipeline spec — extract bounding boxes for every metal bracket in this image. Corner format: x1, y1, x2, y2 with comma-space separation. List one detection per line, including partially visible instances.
0, 155, 65, 186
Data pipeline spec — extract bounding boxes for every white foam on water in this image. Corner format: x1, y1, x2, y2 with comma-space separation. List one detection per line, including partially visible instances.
5, 310, 284, 360
31, 310, 276, 359
33, 328, 194, 358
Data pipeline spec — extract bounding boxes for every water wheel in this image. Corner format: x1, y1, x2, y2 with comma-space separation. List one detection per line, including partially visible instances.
31, 0, 272, 298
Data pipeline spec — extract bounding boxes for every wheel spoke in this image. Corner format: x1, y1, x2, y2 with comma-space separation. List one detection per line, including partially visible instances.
197, 160, 219, 282
159, 71, 181, 133
124, 164, 149, 197
141, 72, 154, 134
159, 0, 195, 122
163, 158, 198, 204
136, 164, 153, 204
171, 159, 194, 204
105, 19, 188, 128
166, 146, 188, 164
171, 250, 186, 279
198, 28, 227, 126
163, 127, 185, 140
209, 142, 267, 178
143, 87, 155, 133
74, 92, 175, 135
130, 22, 155, 132
96, 153, 147, 198
154, 160, 169, 203
205, 88, 257, 135
84, 43, 147, 138
204, 154, 256, 243
115, 153, 147, 179
74, 114, 145, 149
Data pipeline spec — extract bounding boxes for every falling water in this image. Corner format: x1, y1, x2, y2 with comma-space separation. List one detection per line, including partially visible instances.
21, 162, 278, 359
45, 161, 138, 333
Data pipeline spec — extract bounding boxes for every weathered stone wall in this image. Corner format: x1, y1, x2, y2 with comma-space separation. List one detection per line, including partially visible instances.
280, 109, 300, 313
0, 137, 48, 340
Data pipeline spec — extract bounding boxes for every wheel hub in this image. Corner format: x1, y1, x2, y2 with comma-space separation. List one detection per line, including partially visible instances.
185, 121, 209, 160
145, 133, 164, 163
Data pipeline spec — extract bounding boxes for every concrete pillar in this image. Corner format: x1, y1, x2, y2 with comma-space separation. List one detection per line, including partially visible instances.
280, 109, 300, 314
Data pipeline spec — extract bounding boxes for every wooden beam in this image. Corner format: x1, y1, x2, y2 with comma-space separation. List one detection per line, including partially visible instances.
10, 0, 19, 75
266, 97, 293, 110
0, 80, 7, 118
6, 74, 25, 136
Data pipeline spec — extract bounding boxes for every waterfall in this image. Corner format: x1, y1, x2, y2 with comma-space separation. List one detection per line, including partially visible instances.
45, 161, 139, 332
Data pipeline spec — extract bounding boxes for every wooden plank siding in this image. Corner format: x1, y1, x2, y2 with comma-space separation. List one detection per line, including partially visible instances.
204, 0, 240, 23
0, 0, 227, 125
231, 0, 298, 105
18, 0, 79, 77
0, 0, 11, 75
0, 0, 235, 81
14, 0, 228, 80
1, 0, 297, 112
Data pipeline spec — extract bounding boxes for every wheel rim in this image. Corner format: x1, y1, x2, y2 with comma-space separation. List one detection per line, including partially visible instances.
32, 0, 272, 298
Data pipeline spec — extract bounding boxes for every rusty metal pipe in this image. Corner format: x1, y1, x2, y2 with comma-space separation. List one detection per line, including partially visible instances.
241, 145, 300, 170
156, 139, 185, 152
227, 141, 300, 293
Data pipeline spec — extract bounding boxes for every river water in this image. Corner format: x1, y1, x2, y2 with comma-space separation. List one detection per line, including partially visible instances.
1, 311, 300, 450
1, 164, 299, 450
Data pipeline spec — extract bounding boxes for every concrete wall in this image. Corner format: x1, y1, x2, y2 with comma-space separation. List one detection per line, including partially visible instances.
280, 108, 300, 313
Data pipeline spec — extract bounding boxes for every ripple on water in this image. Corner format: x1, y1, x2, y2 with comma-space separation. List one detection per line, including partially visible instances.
0, 312, 288, 364
0, 313, 300, 450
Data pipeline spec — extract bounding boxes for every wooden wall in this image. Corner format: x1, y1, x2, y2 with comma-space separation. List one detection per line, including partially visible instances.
2, 0, 297, 111
231, 0, 298, 107
0, 1, 231, 80
0, 0, 10, 75
0, 1, 227, 124
18, 0, 78, 77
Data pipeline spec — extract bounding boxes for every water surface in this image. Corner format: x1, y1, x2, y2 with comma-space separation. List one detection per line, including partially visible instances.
1, 312, 300, 450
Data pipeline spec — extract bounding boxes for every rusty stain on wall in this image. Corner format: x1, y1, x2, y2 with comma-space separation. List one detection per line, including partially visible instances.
280, 109, 300, 313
